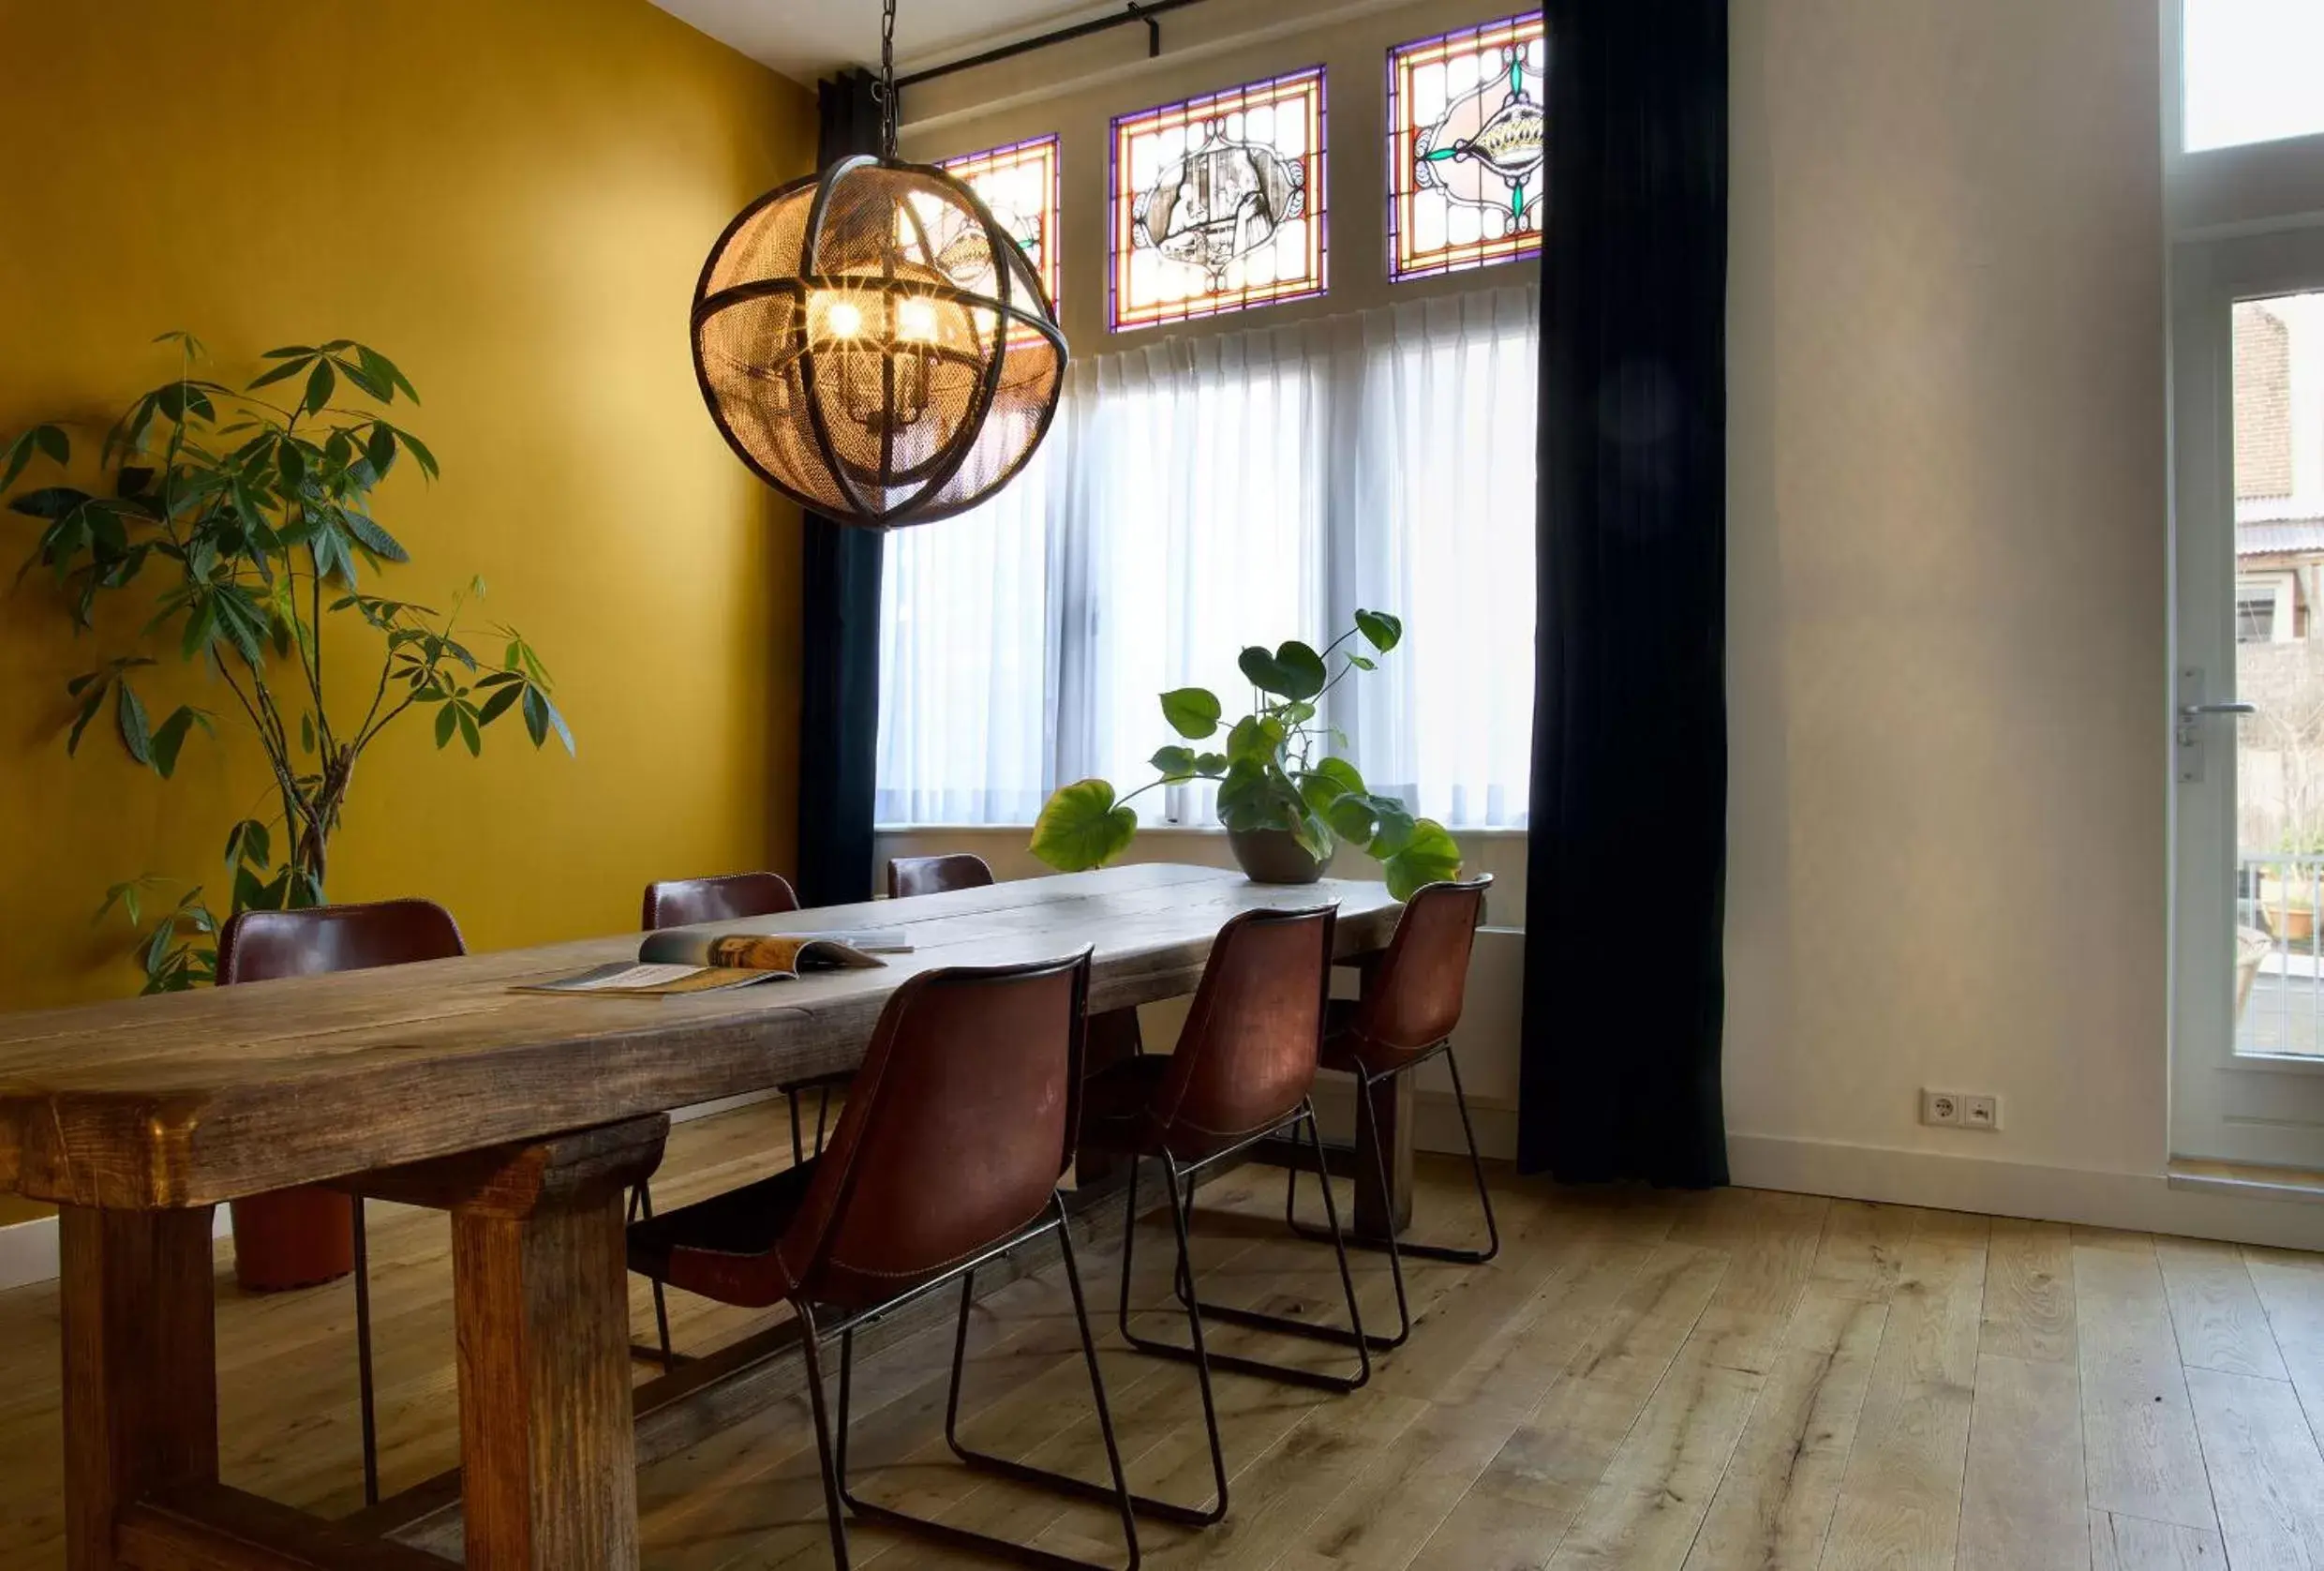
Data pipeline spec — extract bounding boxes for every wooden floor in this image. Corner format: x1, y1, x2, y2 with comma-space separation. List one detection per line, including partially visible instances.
4, 1101, 2323, 1570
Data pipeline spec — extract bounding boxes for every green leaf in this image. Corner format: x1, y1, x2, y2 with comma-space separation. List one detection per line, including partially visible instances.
435, 701, 458, 748
149, 706, 201, 778
1355, 609, 1403, 652
1159, 686, 1223, 740
302, 358, 336, 417
1194, 751, 1228, 777
246, 356, 312, 391
365, 425, 397, 480
1237, 639, 1329, 700
340, 509, 410, 562
1151, 744, 1199, 782
66, 683, 106, 754
1348, 653, 1376, 671
398, 427, 439, 480
224, 818, 272, 869
276, 439, 305, 488
1298, 756, 1366, 817
1029, 779, 1139, 872
115, 683, 153, 765
477, 682, 522, 726
1225, 713, 1287, 766
261, 344, 317, 360
10, 484, 91, 520
1379, 819, 1462, 901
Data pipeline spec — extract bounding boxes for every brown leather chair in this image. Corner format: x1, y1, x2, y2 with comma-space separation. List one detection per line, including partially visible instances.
641, 869, 841, 1164
640, 870, 799, 929
216, 898, 466, 1507
636, 868, 836, 1369
1077, 903, 1366, 1526
886, 852, 995, 900
1287, 875, 1497, 1351
627, 951, 1139, 1571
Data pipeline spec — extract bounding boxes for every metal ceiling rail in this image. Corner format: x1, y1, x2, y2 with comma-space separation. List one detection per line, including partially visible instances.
894, 0, 1210, 90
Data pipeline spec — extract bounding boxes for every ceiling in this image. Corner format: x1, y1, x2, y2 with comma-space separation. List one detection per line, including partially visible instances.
648, 0, 1121, 86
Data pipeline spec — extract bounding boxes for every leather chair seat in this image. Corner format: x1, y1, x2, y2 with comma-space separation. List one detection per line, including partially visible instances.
627, 1162, 815, 1309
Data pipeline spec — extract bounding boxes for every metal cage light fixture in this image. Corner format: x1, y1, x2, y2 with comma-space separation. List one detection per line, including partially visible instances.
691, 0, 1068, 529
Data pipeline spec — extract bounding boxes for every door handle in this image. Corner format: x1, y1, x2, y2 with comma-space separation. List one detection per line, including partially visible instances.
2179, 702, 2257, 719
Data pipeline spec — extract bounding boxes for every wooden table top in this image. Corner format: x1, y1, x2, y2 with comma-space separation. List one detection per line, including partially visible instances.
0, 864, 1398, 1211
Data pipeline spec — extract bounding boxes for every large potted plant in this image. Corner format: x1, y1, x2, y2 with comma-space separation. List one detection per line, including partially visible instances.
3, 333, 573, 1288
1028, 609, 1463, 899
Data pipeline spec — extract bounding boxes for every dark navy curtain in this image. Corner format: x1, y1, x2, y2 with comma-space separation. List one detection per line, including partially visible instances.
796, 68, 885, 908
1518, 0, 1730, 1187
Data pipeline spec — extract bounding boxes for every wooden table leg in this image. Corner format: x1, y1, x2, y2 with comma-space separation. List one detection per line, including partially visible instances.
1075, 1007, 1143, 1189
59, 1204, 219, 1571
360, 1116, 667, 1571
1353, 1070, 1416, 1241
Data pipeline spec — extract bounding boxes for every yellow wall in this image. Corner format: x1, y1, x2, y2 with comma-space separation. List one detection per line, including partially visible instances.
0, 0, 812, 1220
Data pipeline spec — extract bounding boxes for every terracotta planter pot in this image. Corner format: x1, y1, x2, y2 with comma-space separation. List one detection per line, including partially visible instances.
1228, 827, 1327, 886
231, 1185, 355, 1292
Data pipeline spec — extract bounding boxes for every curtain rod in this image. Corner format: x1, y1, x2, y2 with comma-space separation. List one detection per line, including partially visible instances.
894, 0, 1210, 90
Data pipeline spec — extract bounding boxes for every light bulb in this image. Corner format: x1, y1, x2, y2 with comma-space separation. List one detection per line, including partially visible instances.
822, 297, 863, 339
897, 297, 940, 343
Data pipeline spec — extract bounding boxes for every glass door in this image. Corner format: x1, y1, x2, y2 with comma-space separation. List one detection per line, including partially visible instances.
2172, 229, 2324, 1168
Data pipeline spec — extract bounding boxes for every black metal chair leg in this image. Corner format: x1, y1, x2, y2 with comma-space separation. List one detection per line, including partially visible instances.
929, 1204, 1148, 1560
787, 1086, 807, 1168
352, 1197, 380, 1506
833, 1208, 1144, 1568
1289, 1047, 1503, 1266
1161, 1108, 1375, 1383
795, 1305, 854, 1571
633, 1180, 676, 1371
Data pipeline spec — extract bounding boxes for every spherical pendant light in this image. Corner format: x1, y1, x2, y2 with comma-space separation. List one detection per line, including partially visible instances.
691, 2, 1067, 529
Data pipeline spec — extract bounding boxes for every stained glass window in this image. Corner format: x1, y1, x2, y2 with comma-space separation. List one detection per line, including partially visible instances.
1110, 67, 1328, 332
940, 134, 1063, 316
1388, 12, 1545, 282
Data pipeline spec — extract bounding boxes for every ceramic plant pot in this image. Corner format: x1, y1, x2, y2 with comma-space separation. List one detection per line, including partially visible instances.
1227, 826, 1328, 886
231, 1184, 356, 1292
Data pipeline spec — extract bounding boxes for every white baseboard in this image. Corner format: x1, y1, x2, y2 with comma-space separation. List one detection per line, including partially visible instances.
1727, 1131, 2324, 1252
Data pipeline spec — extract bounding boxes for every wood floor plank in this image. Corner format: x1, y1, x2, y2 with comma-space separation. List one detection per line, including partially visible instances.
1681, 1291, 1887, 1571
1957, 1352, 2089, 1571
2075, 1232, 2220, 1534
1544, 1345, 1764, 1571
6, 1143, 2324, 1571
1980, 1217, 2077, 1364
2154, 1236, 2290, 1381
2243, 1248, 2324, 1450
2086, 1510, 2226, 1570
1815, 1210, 1989, 1571
1405, 1240, 1733, 1571
2182, 1365, 2324, 1571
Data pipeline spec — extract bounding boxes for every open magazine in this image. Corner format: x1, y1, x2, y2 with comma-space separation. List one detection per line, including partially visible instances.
519, 929, 913, 998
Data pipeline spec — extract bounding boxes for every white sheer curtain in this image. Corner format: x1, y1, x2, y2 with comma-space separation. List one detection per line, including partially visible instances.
876, 282, 1538, 830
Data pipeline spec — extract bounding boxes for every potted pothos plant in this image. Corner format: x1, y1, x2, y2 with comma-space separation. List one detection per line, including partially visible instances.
2, 332, 574, 1289
1028, 609, 1463, 900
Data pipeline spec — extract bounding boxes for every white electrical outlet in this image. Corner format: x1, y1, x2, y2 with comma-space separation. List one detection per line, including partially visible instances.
1964, 1094, 2000, 1130
1921, 1088, 1964, 1127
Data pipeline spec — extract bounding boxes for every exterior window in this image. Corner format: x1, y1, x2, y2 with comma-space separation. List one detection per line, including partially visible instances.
2183, 0, 2324, 153
1388, 11, 1545, 282
939, 134, 1063, 318
1110, 67, 1328, 331
2238, 590, 2280, 643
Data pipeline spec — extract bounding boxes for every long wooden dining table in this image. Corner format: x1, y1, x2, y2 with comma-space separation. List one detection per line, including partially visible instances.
0, 863, 1408, 1571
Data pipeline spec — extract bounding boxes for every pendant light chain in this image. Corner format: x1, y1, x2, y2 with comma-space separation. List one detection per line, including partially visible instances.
877, 0, 900, 158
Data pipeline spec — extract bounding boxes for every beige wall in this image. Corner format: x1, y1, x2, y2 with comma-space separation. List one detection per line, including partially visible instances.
1725, 0, 2170, 1179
